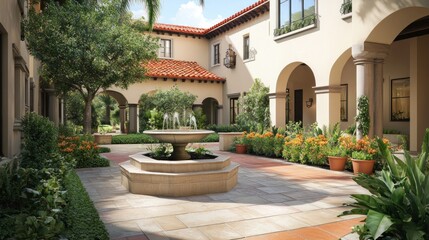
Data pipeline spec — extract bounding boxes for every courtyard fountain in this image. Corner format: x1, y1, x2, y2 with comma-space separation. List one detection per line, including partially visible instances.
119, 111, 239, 197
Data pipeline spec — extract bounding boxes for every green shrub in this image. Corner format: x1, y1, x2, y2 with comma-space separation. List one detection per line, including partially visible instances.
112, 134, 159, 144
206, 124, 248, 133
63, 171, 109, 240
340, 129, 429, 239
21, 113, 59, 169
201, 133, 219, 142
98, 146, 111, 153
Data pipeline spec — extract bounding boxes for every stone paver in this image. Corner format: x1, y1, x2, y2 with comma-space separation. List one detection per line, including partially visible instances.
79, 143, 365, 240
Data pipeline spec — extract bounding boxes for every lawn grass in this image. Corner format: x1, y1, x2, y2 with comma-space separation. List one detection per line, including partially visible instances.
63, 170, 109, 240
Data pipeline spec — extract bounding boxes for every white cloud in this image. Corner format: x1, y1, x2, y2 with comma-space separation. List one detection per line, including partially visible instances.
171, 1, 223, 28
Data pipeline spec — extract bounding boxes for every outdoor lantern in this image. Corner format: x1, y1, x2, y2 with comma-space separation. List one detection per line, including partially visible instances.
223, 48, 236, 69
306, 98, 313, 108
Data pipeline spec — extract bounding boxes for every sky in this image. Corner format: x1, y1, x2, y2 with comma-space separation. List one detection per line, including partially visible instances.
129, 0, 258, 28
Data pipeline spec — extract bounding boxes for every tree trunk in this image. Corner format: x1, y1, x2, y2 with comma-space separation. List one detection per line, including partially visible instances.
83, 94, 94, 134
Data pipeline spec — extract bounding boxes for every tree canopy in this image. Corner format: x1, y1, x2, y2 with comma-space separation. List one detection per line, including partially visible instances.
237, 79, 271, 130
24, 0, 159, 133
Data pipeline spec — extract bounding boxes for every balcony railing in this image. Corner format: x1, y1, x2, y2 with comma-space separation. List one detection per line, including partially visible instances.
274, 14, 316, 37
340, 0, 352, 15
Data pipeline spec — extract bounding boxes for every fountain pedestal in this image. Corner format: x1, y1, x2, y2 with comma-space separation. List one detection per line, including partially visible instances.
119, 129, 239, 196
120, 152, 239, 196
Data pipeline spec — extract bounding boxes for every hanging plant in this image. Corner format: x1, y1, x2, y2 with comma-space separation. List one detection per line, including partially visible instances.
356, 95, 370, 136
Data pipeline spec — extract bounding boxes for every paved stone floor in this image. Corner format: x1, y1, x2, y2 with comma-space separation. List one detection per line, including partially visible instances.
77, 143, 365, 240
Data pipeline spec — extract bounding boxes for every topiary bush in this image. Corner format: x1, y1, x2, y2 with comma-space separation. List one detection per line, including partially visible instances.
21, 113, 59, 169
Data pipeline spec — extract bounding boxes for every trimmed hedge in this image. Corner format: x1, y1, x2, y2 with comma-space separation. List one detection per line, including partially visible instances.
206, 124, 249, 133
63, 170, 109, 240
112, 134, 159, 144
201, 133, 219, 142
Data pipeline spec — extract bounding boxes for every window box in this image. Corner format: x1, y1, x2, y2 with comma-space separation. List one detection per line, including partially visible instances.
274, 14, 316, 37
340, 0, 352, 15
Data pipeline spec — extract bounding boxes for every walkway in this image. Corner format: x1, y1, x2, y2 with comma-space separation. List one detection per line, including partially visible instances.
77, 143, 365, 240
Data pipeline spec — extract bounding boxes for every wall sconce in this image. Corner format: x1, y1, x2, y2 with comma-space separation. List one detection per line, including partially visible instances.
223, 48, 236, 69
306, 98, 313, 108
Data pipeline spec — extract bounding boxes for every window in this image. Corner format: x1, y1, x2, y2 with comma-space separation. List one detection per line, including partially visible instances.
230, 97, 239, 124
391, 78, 410, 121
278, 0, 315, 29
243, 35, 250, 60
159, 39, 172, 58
213, 43, 220, 65
340, 84, 348, 121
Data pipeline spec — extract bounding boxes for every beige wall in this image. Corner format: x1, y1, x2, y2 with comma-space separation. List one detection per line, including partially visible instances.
108, 80, 223, 105
0, 0, 44, 157
150, 32, 209, 69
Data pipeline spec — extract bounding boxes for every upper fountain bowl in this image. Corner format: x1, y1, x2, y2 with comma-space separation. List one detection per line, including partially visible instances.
143, 129, 214, 144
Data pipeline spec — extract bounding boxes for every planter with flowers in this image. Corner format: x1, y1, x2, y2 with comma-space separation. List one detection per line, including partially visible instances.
233, 136, 247, 154
326, 145, 348, 171
350, 136, 379, 175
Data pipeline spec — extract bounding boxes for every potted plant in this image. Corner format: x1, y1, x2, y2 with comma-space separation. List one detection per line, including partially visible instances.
350, 136, 378, 175
326, 145, 348, 171
234, 136, 247, 154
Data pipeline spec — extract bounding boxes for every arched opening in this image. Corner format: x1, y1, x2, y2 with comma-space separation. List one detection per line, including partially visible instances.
357, 7, 429, 150
275, 62, 316, 127
202, 98, 219, 125
101, 90, 129, 133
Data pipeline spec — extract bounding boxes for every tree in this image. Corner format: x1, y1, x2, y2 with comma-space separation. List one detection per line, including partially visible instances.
236, 79, 271, 130
24, 0, 159, 133
119, 0, 204, 29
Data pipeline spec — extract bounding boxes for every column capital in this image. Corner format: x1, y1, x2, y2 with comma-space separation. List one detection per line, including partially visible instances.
119, 105, 127, 109
352, 41, 390, 61
128, 103, 138, 107
312, 85, 342, 94
268, 92, 287, 99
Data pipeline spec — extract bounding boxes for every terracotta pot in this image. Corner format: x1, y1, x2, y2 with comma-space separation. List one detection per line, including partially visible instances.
235, 144, 247, 154
351, 159, 375, 175
328, 156, 347, 171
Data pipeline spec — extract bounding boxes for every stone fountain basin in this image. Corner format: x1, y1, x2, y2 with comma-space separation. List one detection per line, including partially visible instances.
143, 129, 214, 144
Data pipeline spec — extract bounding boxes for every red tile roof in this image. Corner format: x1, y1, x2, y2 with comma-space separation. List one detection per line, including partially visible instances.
205, 0, 268, 33
145, 59, 225, 82
153, 23, 206, 36
152, 0, 269, 36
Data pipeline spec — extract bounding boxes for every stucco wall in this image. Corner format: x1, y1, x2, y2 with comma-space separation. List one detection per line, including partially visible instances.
150, 32, 209, 69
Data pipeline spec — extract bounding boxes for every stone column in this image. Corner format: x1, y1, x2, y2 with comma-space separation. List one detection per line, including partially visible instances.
268, 92, 286, 127
119, 105, 127, 133
128, 104, 138, 133
352, 42, 389, 139
313, 86, 341, 129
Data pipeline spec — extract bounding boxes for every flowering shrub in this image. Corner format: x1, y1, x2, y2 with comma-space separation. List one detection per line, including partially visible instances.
283, 135, 304, 163
241, 131, 284, 158
283, 134, 328, 165
58, 136, 109, 168
301, 135, 328, 165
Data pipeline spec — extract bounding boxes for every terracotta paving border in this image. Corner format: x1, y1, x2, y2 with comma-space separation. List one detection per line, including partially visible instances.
81, 143, 366, 240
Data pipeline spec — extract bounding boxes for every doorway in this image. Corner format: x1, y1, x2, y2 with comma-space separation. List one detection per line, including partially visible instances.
294, 89, 303, 124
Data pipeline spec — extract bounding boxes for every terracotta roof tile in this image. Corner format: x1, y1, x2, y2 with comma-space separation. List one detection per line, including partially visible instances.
153, 23, 206, 35
145, 59, 225, 82
205, 0, 268, 33
152, 0, 268, 36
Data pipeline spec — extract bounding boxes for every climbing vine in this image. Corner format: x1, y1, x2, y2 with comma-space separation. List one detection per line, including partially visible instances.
356, 95, 370, 136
